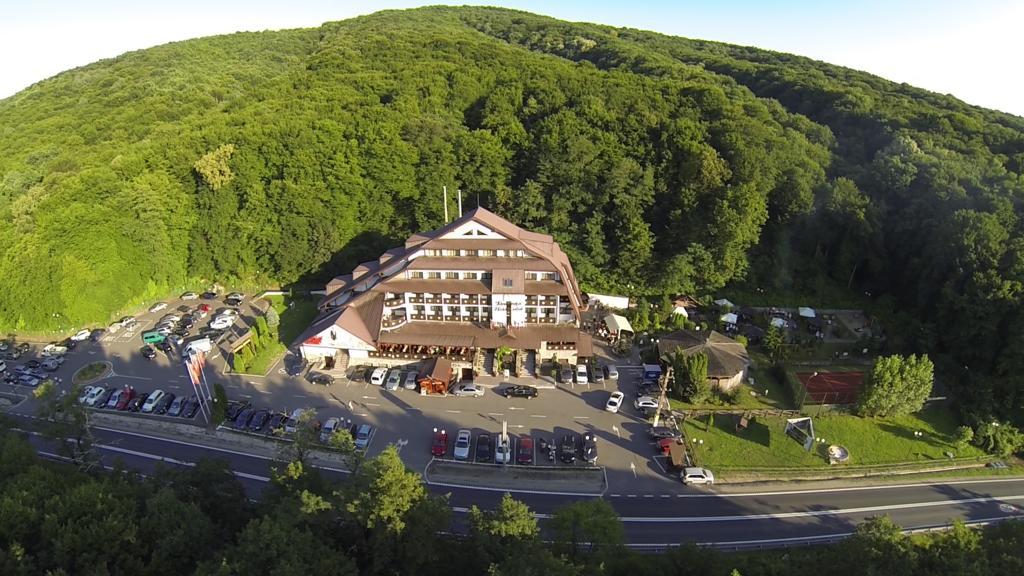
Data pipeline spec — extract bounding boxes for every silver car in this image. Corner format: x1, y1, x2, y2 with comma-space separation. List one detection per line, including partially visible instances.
452, 382, 485, 397
453, 429, 472, 460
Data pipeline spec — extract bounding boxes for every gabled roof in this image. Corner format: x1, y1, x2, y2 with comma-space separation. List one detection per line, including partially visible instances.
657, 330, 749, 378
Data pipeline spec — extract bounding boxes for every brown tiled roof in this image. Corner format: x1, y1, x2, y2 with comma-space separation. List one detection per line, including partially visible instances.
657, 330, 749, 378
491, 269, 525, 294
378, 321, 588, 351
524, 280, 569, 296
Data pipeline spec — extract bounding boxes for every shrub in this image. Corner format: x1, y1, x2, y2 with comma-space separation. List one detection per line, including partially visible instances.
211, 383, 228, 426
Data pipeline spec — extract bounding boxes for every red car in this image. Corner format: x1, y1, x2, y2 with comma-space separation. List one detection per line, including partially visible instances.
517, 437, 534, 465
431, 429, 448, 457
115, 386, 137, 410
197, 303, 212, 313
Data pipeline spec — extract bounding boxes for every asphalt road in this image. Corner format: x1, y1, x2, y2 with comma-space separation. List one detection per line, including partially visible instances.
13, 415, 1023, 547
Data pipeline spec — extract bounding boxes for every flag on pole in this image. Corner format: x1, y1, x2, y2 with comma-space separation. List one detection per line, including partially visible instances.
183, 349, 211, 424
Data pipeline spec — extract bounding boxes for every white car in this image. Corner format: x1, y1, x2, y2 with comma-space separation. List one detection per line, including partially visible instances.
605, 391, 624, 413
403, 371, 418, 390
42, 344, 68, 357
78, 386, 97, 404
453, 429, 472, 460
634, 396, 659, 411
216, 308, 239, 318
575, 364, 589, 385
369, 367, 388, 386
320, 417, 340, 444
84, 387, 107, 406
141, 390, 166, 413
70, 329, 92, 342
180, 292, 198, 300
451, 382, 485, 397
681, 467, 715, 486
384, 370, 402, 391
209, 316, 233, 330
149, 302, 168, 313
107, 321, 122, 333
495, 434, 511, 464
160, 314, 182, 324
105, 390, 123, 409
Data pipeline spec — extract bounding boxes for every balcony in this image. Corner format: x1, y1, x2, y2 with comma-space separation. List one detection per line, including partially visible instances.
381, 315, 407, 329
408, 296, 425, 304
424, 297, 443, 304
384, 296, 405, 307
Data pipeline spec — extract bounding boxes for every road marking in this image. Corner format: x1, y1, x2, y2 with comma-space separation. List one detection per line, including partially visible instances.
294, 394, 308, 398
428, 481, 604, 497
240, 394, 252, 398
617, 495, 1024, 523
509, 407, 524, 411
573, 416, 589, 419
682, 477, 1024, 498
610, 493, 622, 497
530, 414, 547, 418
365, 402, 380, 407
445, 410, 461, 414
257, 390, 272, 395
487, 412, 504, 416
627, 494, 637, 498
660, 494, 672, 498
643, 494, 654, 498
630, 461, 637, 478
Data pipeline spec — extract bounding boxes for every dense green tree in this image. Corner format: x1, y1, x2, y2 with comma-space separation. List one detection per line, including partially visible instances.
858, 354, 934, 417
550, 499, 625, 566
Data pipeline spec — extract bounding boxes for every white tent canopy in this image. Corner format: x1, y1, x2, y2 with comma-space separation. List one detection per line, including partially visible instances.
714, 298, 735, 309
604, 313, 634, 335
720, 312, 738, 325
798, 306, 816, 318
672, 306, 689, 318
770, 317, 787, 329
588, 293, 630, 310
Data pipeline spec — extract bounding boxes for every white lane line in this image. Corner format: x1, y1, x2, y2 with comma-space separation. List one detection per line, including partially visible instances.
97, 444, 272, 481
660, 494, 672, 498
643, 494, 654, 498
487, 412, 504, 416
445, 410, 461, 414
365, 402, 381, 407
573, 416, 589, 419
610, 493, 622, 497
508, 407, 524, 410
690, 477, 1024, 498
294, 394, 308, 398
257, 390, 272, 395
617, 495, 1024, 523
530, 414, 547, 418
626, 494, 637, 498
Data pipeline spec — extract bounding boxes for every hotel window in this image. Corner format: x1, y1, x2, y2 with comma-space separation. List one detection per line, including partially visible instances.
481, 272, 492, 280
427, 272, 441, 279
502, 278, 513, 288
479, 249, 495, 257
445, 271, 459, 279
442, 249, 457, 256
410, 271, 424, 279
496, 249, 506, 257
525, 272, 538, 281
463, 272, 478, 280
516, 250, 525, 257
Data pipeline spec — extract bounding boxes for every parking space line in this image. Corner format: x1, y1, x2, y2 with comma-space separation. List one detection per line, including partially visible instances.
530, 414, 546, 418
487, 412, 503, 416
257, 390, 272, 395
573, 416, 589, 419
445, 410, 461, 414
365, 402, 380, 407
643, 494, 654, 498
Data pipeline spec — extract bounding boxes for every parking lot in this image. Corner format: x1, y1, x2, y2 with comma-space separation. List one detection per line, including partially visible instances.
2, 294, 692, 494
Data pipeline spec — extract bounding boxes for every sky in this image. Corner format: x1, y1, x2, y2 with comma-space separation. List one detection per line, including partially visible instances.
1, 0, 1022, 117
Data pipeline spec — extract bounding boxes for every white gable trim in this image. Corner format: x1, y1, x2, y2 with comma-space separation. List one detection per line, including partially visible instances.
303, 323, 376, 352
441, 220, 508, 240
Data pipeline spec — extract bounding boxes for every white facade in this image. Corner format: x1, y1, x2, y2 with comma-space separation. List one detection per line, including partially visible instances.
491, 294, 527, 327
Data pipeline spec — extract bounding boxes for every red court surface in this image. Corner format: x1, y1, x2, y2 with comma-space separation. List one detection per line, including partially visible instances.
797, 371, 864, 404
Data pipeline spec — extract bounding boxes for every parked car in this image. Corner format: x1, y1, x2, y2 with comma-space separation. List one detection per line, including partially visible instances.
200, 291, 218, 300
89, 329, 105, 342
249, 409, 270, 432
225, 296, 243, 307
452, 382, 485, 397
605, 391, 624, 413
575, 364, 589, 385
209, 316, 233, 331
501, 384, 538, 399
182, 396, 200, 418
233, 408, 254, 430
635, 383, 658, 397
403, 371, 418, 390
120, 317, 139, 330
128, 393, 149, 412
476, 433, 493, 462
149, 302, 168, 313
349, 366, 368, 383
226, 292, 244, 300
115, 387, 137, 410
267, 412, 288, 433
309, 373, 333, 386
78, 385, 97, 404
369, 367, 388, 386
104, 389, 124, 409
283, 408, 306, 433
17, 375, 40, 388
70, 329, 92, 342
167, 396, 186, 417
216, 308, 239, 318
603, 364, 619, 380
320, 417, 341, 443
582, 433, 598, 463
634, 396, 659, 411
559, 434, 577, 464
681, 467, 715, 486
24, 359, 40, 369
0, 341, 8, 352
648, 426, 682, 440
592, 366, 605, 384
154, 393, 176, 415
354, 424, 373, 450
141, 345, 157, 359
141, 390, 166, 413
42, 344, 67, 357
384, 370, 402, 391
559, 365, 574, 383
225, 401, 248, 422
495, 434, 511, 464
452, 429, 472, 460
517, 436, 534, 465
180, 292, 199, 300
431, 429, 449, 457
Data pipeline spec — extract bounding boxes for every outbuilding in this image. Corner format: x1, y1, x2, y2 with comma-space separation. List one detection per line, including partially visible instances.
657, 330, 750, 392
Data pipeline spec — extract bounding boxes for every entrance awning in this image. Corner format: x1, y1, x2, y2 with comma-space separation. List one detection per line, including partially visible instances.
604, 313, 634, 334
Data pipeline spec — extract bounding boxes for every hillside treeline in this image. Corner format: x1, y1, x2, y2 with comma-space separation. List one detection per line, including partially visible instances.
0, 7, 1022, 419
0, 429, 1021, 575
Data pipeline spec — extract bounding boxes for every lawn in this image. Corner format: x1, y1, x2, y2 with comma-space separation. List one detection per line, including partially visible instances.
669, 352, 796, 411
682, 405, 988, 471
240, 293, 319, 375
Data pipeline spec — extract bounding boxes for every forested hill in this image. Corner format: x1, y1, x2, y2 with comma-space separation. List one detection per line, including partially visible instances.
1, 7, 1022, 416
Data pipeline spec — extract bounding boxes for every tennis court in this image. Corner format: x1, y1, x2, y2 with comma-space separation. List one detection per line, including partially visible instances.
796, 371, 864, 404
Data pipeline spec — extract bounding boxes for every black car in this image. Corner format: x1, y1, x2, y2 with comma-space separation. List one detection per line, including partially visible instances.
89, 329, 105, 342
225, 296, 243, 307
24, 360, 40, 369
582, 433, 598, 464
309, 373, 332, 386
61, 338, 78, 350
201, 292, 218, 300
154, 393, 176, 415
95, 388, 115, 407
199, 328, 225, 340
173, 325, 190, 337
16, 342, 30, 353
166, 396, 186, 417
476, 433, 493, 462
182, 396, 200, 418
267, 412, 288, 434
141, 345, 157, 359
233, 408, 255, 430
128, 393, 149, 412
559, 434, 578, 464
248, 409, 270, 432
502, 385, 539, 399
349, 366, 368, 383
225, 401, 248, 421
648, 426, 682, 440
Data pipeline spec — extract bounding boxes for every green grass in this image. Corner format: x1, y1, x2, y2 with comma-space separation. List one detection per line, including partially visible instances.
73, 362, 109, 384
245, 342, 287, 375
682, 405, 988, 471
264, 294, 319, 345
